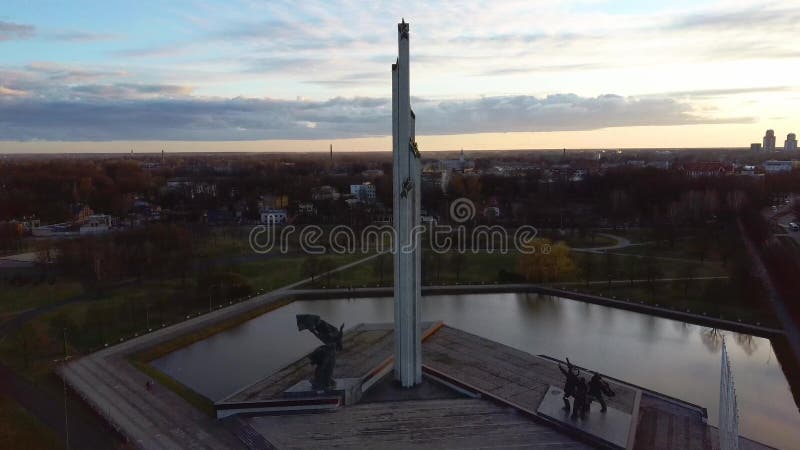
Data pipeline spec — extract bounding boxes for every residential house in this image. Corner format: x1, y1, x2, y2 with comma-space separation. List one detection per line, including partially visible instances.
260, 209, 288, 225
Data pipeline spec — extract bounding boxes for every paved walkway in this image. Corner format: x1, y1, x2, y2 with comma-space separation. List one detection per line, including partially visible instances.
572, 233, 634, 252
571, 234, 719, 266
248, 397, 591, 449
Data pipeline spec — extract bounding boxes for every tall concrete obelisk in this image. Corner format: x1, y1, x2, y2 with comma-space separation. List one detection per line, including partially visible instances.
392, 19, 422, 387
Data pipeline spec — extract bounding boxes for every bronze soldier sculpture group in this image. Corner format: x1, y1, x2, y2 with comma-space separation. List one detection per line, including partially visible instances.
559, 358, 615, 420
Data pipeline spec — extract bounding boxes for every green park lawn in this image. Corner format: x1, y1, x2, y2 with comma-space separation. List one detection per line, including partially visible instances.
329, 248, 726, 288
234, 253, 366, 291
0, 281, 84, 316
534, 231, 617, 249
612, 236, 716, 260
194, 226, 254, 259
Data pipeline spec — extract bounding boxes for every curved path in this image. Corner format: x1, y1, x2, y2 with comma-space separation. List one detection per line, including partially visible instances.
572, 233, 634, 252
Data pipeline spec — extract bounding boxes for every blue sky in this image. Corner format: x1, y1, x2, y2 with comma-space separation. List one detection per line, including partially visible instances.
1, 0, 799, 151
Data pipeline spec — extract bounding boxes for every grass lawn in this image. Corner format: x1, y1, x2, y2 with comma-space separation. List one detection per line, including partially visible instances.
195, 226, 388, 261
194, 227, 254, 259
330, 249, 726, 288
329, 251, 523, 288
571, 251, 727, 278
535, 231, 617, 249
0, 281, 84, 316
232, 253, 366, 291
597, 227, 700, 244
0, 393, 62, 450
612, 236, 716, 261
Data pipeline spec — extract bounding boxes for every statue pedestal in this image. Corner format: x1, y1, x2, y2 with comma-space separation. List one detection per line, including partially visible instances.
536, 385, 632, 449
284, 378, 362, 406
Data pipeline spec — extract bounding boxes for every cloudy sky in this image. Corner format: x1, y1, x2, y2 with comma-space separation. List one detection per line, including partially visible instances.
1, 0, 799, 152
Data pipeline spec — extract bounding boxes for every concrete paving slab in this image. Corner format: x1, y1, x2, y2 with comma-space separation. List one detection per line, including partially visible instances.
537, 385, 631, 449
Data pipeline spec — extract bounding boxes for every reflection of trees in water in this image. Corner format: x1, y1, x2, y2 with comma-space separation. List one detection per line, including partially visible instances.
673, 320, 693, 338
734, 333, 759, 356
641, 315, 660, 343
518, 293, 562, 321
701, 327, 724, 353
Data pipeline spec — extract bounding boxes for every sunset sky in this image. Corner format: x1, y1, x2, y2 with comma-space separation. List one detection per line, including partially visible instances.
1, 0, 799, 153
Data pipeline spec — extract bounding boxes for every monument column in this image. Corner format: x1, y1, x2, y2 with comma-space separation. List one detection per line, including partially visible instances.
392, 19, 422, 387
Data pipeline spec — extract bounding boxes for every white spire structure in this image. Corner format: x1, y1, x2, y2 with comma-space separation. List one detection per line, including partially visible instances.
392, 19, 422, 387
719, 337, 740, 450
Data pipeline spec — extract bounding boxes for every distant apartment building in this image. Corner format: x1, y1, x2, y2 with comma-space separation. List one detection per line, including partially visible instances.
785, 133, 798, 152
258, 194, 289, 211
71, 203, 95, 222
740, 165, 758, 177
763, 129, 776, 151
750, 143, 762, 152
483, 206, 501, 219
678, 162, 733, 178
763, 160, 793, 173
441, 150, 475, 172
646, 160, 671, 170
350, 182, 376, 203
311, 185, 340, 201
165, 177, 217, 198
260, 209, 288, 225
79, 214, 113, 235
361, 169, 385, 179
297, 203, 317, 215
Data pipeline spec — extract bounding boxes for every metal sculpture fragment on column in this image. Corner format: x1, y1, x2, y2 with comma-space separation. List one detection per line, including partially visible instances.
297, 314, 344, 390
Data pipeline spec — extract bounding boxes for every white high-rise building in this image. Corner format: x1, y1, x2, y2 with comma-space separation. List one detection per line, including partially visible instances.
763, 129, 776, 151
785, 133, 797, 152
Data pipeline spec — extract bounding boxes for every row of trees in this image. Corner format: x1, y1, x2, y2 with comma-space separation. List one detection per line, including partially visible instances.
54, 224, 195, 288
0, 160, 155, 222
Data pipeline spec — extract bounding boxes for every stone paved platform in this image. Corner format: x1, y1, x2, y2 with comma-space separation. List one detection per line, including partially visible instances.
247, 397, 591, 449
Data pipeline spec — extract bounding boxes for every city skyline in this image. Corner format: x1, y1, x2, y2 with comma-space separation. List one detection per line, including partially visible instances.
1, 0, 799, 152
